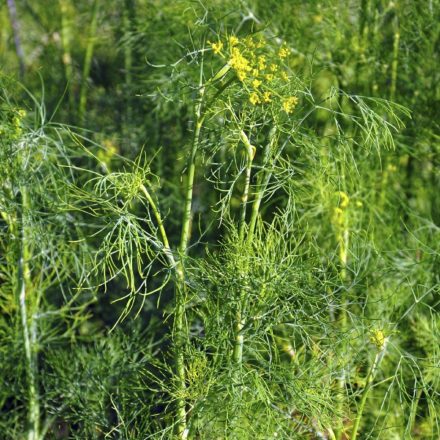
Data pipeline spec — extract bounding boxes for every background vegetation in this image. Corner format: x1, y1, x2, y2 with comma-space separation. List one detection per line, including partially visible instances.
0, 1, 439, 439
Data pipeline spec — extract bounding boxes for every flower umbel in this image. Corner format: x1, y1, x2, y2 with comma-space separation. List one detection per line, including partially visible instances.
282, 96, 299, 113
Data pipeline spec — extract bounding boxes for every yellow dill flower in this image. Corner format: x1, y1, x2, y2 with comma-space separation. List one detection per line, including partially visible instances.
281, 71, 289, 81
252, 69, 259, 77
278, 47, 290, 59
370, 329, 387, 351
249, 92, 261, 105
265, 73, 274, 81
270, 63, 278, 72
236, 71, 245, 81
252, 79, 262, 88
258, 56, 266, 70
229, 47, 251, 81
282, 96, 298, 113
338, 191, 350, 209
263, 91, 272, 103
210, 40, 223, 55
229, 35, 239, 46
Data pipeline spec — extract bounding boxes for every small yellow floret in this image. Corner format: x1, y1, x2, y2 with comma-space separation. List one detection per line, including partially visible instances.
263, 91, 272, 103
229, 47, 252, 82
252, 79, 262, 88
229, 35, 239, 46
249, 92, 261, 105
282, 96, 298, 113
210, 41, 223, 54
258, 56, 266, 70
279, 47, 290, 59
370, 329, 387, 350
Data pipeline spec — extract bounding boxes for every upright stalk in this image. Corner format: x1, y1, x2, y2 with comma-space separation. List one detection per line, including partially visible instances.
247, 129, 276, 240
173, 70, 205, 438
335, 193, 349, 440
390, 4, 400, 101
122, 0, 135, 136
59, 0, 75, 110
78, 0, 99, 123
233, 130, 275, 365
16, 187, 40, 440
350, 339, 388, 440
233, 130, 255, 365
238, 130, 255, 241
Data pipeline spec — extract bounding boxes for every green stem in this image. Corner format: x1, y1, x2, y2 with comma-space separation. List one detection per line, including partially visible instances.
336, 209, 349, 440
232, 130, 276, 366
179, 115, 204, 256
233, 130, 254, 366
139, 184, 175, 268
17, 188, 40, 440
238, 130, 254, 242
350, 344, 387, 440
122, 0, 135, 135
247, 130, 275, 242
390, 5, 400, 101
407, 386, 423, 437
174, 72, 205, 439
59, 0, 74, 110
78, 0, 99, 123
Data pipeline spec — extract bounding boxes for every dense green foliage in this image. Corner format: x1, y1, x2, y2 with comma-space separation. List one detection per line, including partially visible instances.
0, 1, 439, 439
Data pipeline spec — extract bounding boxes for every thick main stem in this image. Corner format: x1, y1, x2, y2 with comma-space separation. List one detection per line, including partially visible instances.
233, 131, 254, 365
233, 131, 275, 366
17, 188, 40, 440
140, 184, 189, 438
173, 81, 205, 439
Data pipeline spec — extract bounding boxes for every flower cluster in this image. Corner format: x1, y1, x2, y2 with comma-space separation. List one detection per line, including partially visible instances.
209, 35, 299, 114
369, 329, 387, 351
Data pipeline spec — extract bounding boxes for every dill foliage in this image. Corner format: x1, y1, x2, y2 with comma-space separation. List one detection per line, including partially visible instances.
0, 1, 439, 439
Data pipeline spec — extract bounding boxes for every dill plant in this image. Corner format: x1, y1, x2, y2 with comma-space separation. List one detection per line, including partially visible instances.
68, 27, 410, 438
0, 82, 94, 439
0, 1, 438, 439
